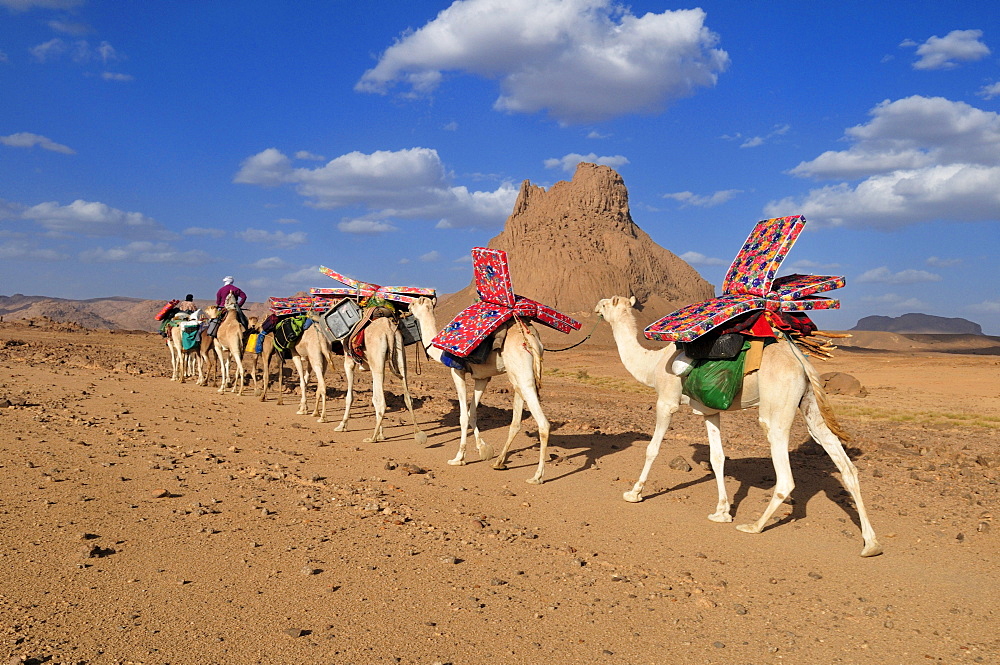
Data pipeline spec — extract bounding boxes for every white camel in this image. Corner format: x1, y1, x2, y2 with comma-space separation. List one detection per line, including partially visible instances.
166, 312, 205, 384
335, 314, 426, 444
595, 296, 881, 557
206, 298, 248, 395
409, 297, 553, 484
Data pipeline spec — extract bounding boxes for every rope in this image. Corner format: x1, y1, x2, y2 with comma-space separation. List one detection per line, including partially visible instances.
545, 316, 602, 352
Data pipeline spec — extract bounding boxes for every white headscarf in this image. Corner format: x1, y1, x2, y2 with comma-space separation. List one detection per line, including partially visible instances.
223, 276, 234, 285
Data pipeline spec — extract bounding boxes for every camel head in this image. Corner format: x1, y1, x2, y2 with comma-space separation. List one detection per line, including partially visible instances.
594, 295, 637, 322
204, 305, 220, 319
409, 296, 436, 319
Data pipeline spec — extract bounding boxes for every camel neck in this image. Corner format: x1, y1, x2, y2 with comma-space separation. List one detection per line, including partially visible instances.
412, 309, 444, 363
608, 310, 669, 387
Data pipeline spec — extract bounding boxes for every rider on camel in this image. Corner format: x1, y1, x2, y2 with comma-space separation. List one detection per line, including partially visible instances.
216, 276, 248, 327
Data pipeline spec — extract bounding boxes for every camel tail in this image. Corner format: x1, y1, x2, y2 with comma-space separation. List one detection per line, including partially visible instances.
787, 337, 851, 443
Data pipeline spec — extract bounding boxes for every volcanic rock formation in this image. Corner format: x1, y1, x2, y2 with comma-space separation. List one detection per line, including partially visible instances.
852, 313, 983, 335
442, 162, 714, 324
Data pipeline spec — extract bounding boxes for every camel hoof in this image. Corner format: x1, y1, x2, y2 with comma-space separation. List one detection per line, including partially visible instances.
447, 458, 465, 466
525, 476, 543, 485
492, 463, 508, 471
414, 431, 428, 446
477, 443, 494, 461
735, 523, 761, 534
623, 491, 643, 503
334, 424, 346, 432
860, 542, 883, 558
708, 512, 733, 523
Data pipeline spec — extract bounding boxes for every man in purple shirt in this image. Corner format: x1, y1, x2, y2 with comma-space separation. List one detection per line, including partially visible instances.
215, 276, 248, 327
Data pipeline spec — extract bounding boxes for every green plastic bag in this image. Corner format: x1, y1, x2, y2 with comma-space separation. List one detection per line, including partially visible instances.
681, 341, 749, 410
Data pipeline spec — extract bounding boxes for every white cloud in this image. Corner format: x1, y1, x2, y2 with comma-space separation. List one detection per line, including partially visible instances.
442, 121, 458, 131
679, 251, 726, 266
969, 299, 1000, 314
768, 96, 1000, 229
235, 228, 307, 248
249, 256, 290, 270
183, 226, 226, 238
30, 38, 124, 65
587, 130, 610, 139
0, 239, 67, 261
281, 265, 323, 285
0, 132, 75, 154
47, 19, 91, 35
338, 219, 399, 234
236, 146, 518, 230
101, 72, 133, 82
275, 218, 299, 224
0, 50, 8, 64
739, 123, 790, 149
22, 199, 171, 239
663, 189, 742, 208
419, 250, 440, 262
782, 259, 842, 273
295, 150, 325, 161
860, 293, 927, 311
926, 256, 962, 267
543, 153, 629, 173
978, 82, 1000, 100
856, 266, 941, 284
80, 241, 213, 265
0, 0, 83, 11
355, 0, 728, 124
902, 29, 990, 70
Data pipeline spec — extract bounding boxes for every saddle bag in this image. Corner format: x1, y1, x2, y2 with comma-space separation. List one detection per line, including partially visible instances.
324, 299, 363, 340
682, 332, 745, 360
204, 318, 220, 338
399, 314, 422, 346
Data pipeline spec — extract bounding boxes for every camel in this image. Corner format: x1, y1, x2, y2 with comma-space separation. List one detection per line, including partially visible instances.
408, 297, 553, 484
205, 298, 248, 395
335, 314, 426, 444
166, 313, 206, 384
272, 324, 334, 421
595, 296, 881, 557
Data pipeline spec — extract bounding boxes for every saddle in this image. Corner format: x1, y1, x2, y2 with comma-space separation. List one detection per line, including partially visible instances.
343, 304, 397, 363
273, 315, 311, 353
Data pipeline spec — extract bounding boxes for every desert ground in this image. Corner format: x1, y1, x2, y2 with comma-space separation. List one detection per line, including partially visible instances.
1, 317, 997, 665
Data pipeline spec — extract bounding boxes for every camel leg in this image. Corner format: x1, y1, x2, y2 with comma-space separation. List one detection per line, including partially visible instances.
215, 345, 229, 393
736, 406, 796, 535
624, 386, 682, 502
335, 357, 355, 432
291, 355, 309, 415
231, 352, 246, 396
520, 386, 551, 485
395, 341, 427, 445
447, 371, 477, 466
801, 393, 883, 557
492, 390, 524, 469
704, 413, 732, 522
365, 364, 387, 443
311, 353, 327, 423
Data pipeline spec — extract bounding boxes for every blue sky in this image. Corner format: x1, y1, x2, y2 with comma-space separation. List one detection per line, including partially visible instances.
1, 0, 998, 333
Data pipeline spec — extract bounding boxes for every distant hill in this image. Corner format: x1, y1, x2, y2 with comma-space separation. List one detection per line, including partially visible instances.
0, 294, 270, 333
440, 162, 714, 326
852, 313, 983, 335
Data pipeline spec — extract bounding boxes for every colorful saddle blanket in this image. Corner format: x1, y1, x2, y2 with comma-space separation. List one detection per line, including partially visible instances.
432, 247, 581, 357
645, 216, 844, 343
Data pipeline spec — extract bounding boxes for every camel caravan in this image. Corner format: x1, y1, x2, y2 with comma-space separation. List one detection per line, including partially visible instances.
155, 213, 881, 558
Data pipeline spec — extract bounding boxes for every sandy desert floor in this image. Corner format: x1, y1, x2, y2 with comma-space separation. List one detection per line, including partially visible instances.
0, 319, 997, 665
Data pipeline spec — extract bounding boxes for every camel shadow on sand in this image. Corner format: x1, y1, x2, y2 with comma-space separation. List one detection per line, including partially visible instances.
430, 401, 870, 533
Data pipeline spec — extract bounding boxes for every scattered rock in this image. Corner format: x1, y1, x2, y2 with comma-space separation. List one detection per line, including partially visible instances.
151, 488, 172, 499
820, 372, 868, 397
668, 456, 692, 472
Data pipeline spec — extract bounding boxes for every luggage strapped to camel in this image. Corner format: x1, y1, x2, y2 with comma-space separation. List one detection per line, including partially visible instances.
643, 215, 849, 410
